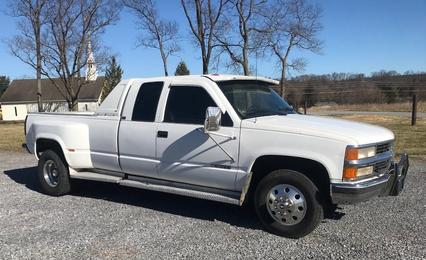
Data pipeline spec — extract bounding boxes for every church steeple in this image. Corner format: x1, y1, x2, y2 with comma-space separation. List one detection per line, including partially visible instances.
85, 38, 98, 81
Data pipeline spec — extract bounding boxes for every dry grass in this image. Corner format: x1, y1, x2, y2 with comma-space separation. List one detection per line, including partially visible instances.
335, 115, 426, 159
310, 101, 426, 113
0, 122, 25, 152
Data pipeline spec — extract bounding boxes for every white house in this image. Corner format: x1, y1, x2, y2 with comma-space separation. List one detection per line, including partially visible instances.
0, 41, 104, 121
0, 77, 104, 121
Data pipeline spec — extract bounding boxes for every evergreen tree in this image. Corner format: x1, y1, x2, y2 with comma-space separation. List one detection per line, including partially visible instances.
0, 76, 10, 98
102, 57, 123, 101
174, 61, 190, 76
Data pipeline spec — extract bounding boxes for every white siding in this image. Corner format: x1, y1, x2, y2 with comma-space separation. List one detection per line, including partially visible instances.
1, 101, 99, 121
1, 104, 28, 121
27, 102, 69, 113
78, 102, 99, 112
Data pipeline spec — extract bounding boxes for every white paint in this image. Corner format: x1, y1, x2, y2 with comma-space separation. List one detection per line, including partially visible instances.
1, 104, 27, 121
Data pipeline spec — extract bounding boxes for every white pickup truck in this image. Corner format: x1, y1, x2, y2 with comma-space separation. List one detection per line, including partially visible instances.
24, 74, 409, 238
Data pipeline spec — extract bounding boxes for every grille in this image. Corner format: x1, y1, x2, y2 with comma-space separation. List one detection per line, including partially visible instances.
374, 160, 390, 175
376, 142, 392, 155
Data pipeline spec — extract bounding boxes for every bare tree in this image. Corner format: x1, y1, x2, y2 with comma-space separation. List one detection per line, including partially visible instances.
181, 0, 229, 74
265, 0, 322, 97
124, 0, 180, 76
216, 0, 268, 75
40, 0, 120, 111
8, 0, 48, 112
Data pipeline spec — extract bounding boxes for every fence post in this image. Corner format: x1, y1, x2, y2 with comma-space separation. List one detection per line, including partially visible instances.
303, 96, 307, 115
411, 94, 417, 126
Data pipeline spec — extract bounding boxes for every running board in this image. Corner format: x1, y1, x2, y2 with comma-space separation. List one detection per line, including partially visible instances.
69, 168, 122, 183
68, 168, 241, 205
119, 179, 240, 205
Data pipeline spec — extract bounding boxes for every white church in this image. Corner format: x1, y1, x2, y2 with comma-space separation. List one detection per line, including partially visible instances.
0, 42, 105, 121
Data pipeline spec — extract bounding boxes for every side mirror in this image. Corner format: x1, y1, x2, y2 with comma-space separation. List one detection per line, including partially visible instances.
204, 107, 221, 132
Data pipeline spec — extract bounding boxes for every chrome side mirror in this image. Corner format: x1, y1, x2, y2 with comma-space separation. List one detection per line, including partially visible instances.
204, 107, 221, 132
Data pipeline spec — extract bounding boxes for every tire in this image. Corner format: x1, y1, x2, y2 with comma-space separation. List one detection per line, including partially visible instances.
37, 149, 71, 196
254, 169, 323, 238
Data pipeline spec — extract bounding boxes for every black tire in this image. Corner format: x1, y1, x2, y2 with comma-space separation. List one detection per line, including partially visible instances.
37, 149, 71, 196
254, 169, 323, 238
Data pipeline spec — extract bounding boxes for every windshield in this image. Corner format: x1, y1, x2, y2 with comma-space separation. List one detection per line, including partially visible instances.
218, 80, 295, 119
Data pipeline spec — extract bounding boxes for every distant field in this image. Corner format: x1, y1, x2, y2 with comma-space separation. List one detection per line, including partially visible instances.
0, 116, 424, 158
310, 101, 426, 113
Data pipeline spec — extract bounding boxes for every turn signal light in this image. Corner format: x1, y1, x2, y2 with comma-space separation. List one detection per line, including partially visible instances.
343, 167, 357, 180
345, 148, 359, 160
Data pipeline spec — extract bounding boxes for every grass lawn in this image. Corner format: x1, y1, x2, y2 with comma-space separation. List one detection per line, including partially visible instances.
0, 116, 424, 159
334, 115, 426, 159
0, 122, 25, 152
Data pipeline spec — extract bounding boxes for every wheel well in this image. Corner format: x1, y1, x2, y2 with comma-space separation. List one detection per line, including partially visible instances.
36, 138, 65, 162
247, 155, 331, 204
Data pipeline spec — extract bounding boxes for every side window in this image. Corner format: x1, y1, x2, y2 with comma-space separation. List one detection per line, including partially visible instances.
132, 81, 163, 122
164, 86, 233, 126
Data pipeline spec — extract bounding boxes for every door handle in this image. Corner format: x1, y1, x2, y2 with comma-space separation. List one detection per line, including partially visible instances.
157, 131, 168, 138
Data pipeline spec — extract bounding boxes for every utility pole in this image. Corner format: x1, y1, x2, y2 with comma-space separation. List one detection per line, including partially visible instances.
411, 94, 417, 126
303, 96, 307, 115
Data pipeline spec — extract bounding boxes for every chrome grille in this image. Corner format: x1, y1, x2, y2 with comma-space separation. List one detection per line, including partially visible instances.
376, 142, 392, 155
374, 160, 390, 175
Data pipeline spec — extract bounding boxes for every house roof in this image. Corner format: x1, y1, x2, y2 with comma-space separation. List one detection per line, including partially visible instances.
0, 77, 104, 104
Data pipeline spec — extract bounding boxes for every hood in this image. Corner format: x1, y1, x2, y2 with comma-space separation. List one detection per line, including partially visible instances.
241, 114, 394, 145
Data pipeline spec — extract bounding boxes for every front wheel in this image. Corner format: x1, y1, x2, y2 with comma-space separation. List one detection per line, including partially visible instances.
254, 169, 323, 238
37, 150, 71, 196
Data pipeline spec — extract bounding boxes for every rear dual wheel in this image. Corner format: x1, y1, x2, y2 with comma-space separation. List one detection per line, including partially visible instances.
37, 150, 71, 196
254, 169, 323, 238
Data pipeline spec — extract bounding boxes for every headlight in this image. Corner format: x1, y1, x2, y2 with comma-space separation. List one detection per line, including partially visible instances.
343, 146, 376, 180
343, 165, 374, 180
345, 146, 376, 160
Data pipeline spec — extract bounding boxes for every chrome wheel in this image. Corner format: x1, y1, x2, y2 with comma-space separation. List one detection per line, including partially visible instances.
43, 160, 59, 187
266, 184, 307, 225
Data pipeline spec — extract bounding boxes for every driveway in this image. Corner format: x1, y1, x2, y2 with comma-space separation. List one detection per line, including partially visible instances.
1, 151, 425, 259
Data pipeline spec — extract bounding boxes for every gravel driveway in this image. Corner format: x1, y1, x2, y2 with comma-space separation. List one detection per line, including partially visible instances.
1, 151, 425, 259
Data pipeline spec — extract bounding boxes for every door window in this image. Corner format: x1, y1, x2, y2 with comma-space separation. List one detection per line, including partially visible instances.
164, 86, 232, 126
132, 82, 163, 122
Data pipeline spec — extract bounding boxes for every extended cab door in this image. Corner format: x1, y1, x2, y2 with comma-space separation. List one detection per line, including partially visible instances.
118, 81, 165, 178
156, 80, 240, 191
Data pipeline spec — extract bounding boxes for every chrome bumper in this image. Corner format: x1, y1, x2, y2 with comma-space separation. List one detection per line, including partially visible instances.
331, 153, 409, 204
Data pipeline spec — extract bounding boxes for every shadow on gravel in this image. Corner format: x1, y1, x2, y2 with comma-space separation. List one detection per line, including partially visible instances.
4, 166, 345, 231
4, 167, 40, 191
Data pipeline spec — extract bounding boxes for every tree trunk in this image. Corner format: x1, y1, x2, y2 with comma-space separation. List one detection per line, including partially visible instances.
163, 60, 169, 76
35, 0, 43, 112
280, 61, 286, 98
160, 47, 169, 76
68, 100, 78, 111
242, 26, 250, 75
195, 0, 209, 74
242, 47, 249, 76
202, 55, 209, 74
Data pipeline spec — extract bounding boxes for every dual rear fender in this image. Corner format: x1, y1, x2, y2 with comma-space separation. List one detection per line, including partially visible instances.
35, 138, 68, 163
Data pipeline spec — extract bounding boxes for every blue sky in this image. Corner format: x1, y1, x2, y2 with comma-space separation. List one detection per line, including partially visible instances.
0, 0, 425, 80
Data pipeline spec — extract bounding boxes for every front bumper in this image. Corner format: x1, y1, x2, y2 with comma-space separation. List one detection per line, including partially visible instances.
331, 153, 409, 204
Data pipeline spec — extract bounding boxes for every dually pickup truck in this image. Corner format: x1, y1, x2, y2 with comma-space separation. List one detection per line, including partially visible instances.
25, 75, 409, 238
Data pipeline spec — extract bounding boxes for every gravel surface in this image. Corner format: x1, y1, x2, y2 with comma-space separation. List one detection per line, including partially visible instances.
0, 151, 425, 259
